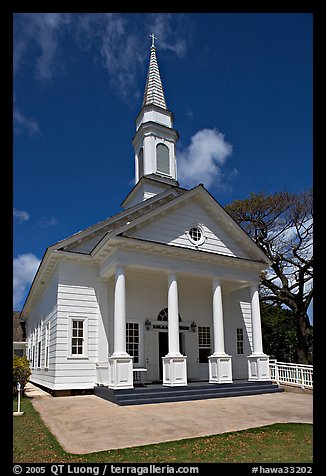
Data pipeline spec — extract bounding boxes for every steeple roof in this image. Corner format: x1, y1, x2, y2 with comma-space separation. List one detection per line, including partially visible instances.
142, 43, 167, 110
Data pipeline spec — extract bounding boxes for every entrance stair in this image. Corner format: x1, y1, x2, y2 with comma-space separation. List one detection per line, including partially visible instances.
94, 380, 283, 406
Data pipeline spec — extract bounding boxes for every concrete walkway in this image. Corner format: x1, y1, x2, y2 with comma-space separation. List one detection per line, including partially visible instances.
25, 383, 313, 455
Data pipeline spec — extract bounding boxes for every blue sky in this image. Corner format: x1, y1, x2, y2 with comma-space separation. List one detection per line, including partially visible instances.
13, 13, 313, 312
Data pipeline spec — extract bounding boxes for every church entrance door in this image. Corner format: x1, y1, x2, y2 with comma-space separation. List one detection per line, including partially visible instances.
159, 332, 168, 380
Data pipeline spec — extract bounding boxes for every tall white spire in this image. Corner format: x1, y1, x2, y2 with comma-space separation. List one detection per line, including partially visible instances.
142, 36, 167, 110
123, 35, 179, 208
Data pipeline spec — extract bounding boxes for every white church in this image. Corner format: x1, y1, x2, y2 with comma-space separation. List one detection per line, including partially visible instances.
21, 36, 275, 402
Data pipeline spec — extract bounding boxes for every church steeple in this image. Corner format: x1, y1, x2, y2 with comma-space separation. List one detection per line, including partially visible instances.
130, 34, 179, 199
142, 35, 167, 110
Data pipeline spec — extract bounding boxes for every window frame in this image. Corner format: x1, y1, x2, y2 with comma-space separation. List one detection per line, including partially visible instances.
37, 341, 41, 368
187, 224, 206, 246
198, 325, 212, 364
68, 316, 89, 359
126, 322, 140, 364
126, 320, 144, 366
32, 329, 36, 368
156, 143, 170, 176
236, 327, 244, 355
44, 321, 50, 369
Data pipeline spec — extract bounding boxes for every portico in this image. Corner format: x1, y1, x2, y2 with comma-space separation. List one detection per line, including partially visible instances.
100, 240, 269, 390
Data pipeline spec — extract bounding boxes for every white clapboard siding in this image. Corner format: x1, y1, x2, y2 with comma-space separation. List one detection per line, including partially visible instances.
28, 308, 58, 389
27, 271, 59, 390
126, 201, 249, 258
54, 270, 100, 388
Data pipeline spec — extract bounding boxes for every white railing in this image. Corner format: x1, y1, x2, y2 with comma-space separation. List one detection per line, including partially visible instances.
269, 360, 313, 389
95, 362, 109, 386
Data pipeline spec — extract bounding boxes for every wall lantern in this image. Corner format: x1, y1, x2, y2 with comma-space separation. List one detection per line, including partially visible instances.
145, 319, 151, 331
190, 321, 197, 332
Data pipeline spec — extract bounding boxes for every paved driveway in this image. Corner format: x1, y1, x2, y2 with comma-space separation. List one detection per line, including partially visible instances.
26, 384, 313, 455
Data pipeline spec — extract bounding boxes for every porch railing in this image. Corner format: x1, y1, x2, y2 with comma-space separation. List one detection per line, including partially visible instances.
269, 359, 313, 389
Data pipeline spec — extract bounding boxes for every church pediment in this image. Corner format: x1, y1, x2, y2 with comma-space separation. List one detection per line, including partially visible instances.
120, 186, 270, 263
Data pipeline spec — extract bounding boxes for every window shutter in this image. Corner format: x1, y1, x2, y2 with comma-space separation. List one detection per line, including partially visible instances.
156, 144, 170, 175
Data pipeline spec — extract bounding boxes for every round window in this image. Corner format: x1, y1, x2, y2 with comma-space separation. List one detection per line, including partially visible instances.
188, 226, 205, 245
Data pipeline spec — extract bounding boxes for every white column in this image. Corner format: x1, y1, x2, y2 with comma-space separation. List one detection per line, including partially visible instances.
162, 273, 187, 386
108, 266, 133, 389
247, 283, 270, 382
113, 267, 128, 356
167, 273, 181, 356
250, 284, 264, 355
212, 280, 226, 355
209, 279, 232, 384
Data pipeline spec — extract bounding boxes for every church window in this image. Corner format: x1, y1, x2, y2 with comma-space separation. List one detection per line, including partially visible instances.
126, 322, 139, 364
156, 143, 170, 175
157, 308, 182, 322
72, 320, 84, 355
198, 326, 211, 363
188, 225, 205, 245
69, 317, 88, 357
37, 325, 42, 367
138, 148, 144, 178
236, 328, 244, 354
45, 322, 50, 368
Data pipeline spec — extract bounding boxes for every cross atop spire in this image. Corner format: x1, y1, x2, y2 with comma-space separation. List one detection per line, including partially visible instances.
142, 35, 167, 110
150, 33, 157, 48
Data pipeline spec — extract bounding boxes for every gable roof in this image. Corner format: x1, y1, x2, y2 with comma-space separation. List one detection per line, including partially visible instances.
49, 183, 270, 264
49, 185, 182, 254
21, 183, 270, 318
91, 184, 271, 264
124, 199, 250, 259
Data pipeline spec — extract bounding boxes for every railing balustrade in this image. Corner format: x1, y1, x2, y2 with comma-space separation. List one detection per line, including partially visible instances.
269, 359, 313, 389
95, 359, 313, 389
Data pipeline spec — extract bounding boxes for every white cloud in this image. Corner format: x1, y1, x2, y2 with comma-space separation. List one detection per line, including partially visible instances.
96, 15, 144, 101
13, 13, 69, 135
14, 13, 190, 104
186, 110, 194, 120
73, 13, 190, 101
177, 128, 233, 189
147, 13, 188, 57
13, 208, 30, 223
13, 254, 41, 310
14, 13, 70, 81
13, 106, 40, 136
38, 216, 59, 227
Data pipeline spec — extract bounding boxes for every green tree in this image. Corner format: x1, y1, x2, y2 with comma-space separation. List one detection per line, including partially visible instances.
225, 190, 313, 363
261, 303, 297, 362
13, 355, 31, 395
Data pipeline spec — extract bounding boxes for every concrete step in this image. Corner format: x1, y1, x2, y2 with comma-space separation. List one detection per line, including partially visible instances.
94, 381, 283, 406
116, 383, 276, 400
115, 380, 273, 396
117, 387, 284, 406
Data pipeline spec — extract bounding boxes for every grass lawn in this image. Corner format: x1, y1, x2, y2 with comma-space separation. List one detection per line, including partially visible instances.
13, 396, 312, 463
